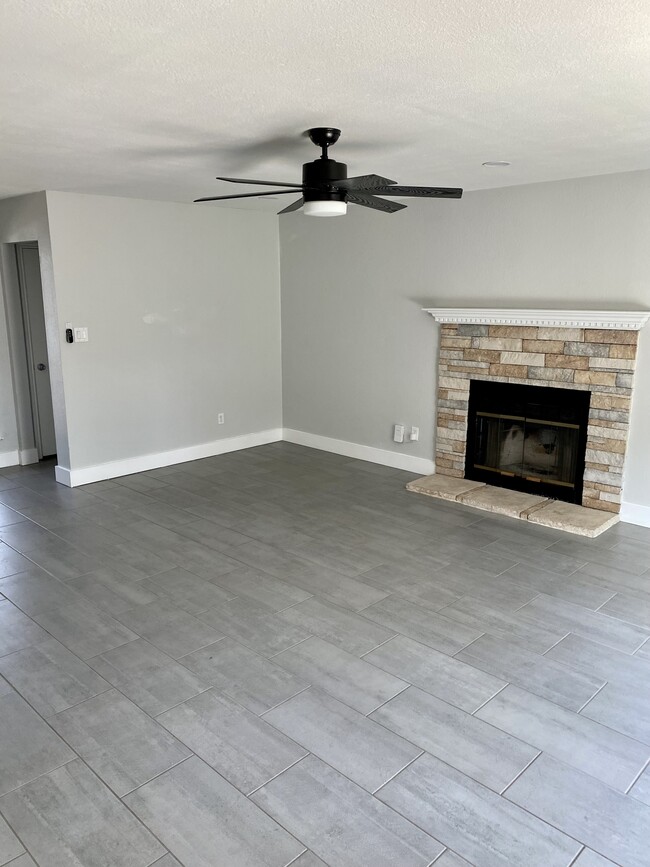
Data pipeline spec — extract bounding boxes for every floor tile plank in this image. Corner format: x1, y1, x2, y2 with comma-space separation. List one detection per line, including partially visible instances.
0, 813, 24, 865
455, 633, 604, 712
580, 680, 650, 744
90, 638, 209, 716
506, 753, 650, 867
276, 597, 395, 656
179, 638, 308, 714
477, 683, 650, 791
371, 686, 538, 792
114, 598, 223, 659
125, 755, 304, 867
32, 600, 138, 659
50, 689, 191, 795
157, 688, 306, 794
251, 754, 444, 867
0, 600, 50, 658
515, 594, 649, 654
0, 692, 74, 796
365, 634, 506, 712
360, 596, 483, 656
378, 752, 580, 867
0, 759, 164, 866
0, 638, 109, 717
274, 636, 408, 714
265, 688, 421, 792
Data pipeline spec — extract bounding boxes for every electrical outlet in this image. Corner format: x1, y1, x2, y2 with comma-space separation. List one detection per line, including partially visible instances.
409, 426, 420, 442
217, 412, 225, 425
393, 424, 405, 443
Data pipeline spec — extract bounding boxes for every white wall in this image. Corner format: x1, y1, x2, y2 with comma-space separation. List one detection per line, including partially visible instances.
43, 192, 282, 480
0, 192, 69, 466
280, 168, 650, 519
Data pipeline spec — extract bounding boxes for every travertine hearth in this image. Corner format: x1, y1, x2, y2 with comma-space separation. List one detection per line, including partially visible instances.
424, 309, 649, 514
405, 474, 619, 536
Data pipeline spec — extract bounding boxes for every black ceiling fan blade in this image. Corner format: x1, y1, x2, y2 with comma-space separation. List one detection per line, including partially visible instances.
368, 185, 463, 198
278, 197, 304, 215
216, 176, 304, 189
194, 190, 301, 202
346, 193, 407, 213
336, 174, 397, 190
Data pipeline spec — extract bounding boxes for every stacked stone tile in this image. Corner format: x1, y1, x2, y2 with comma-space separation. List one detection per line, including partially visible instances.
436, 323, 639, 513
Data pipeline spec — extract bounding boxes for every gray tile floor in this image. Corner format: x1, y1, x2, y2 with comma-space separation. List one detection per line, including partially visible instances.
0, 444, 649, 866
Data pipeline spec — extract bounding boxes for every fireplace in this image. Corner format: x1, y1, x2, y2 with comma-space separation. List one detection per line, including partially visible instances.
465, 380, 590, 504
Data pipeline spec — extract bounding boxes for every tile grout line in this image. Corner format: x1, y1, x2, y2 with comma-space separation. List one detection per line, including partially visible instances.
258, 683, 314, 717
470, 681, 510, 716
499, 749, 543, 796
624, 754, 650, 795
575, 680, 608, 715
566, 845, 587, 866
282, 848, 309, 867
246, 753, 311, 798
371, 750, 425, 795
358, 633, 398, 658
363, 683, 414, 719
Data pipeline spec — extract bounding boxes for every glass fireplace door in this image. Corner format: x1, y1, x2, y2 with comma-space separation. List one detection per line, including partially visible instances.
474, 412, 581, 489
465, 380, 590, 504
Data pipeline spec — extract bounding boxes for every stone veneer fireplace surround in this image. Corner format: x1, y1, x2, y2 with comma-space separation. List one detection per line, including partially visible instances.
425, 309, 650, 514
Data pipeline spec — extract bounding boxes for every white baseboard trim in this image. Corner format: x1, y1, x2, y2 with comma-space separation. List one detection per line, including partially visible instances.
55, 428, 283, 487
0, 450, 19, 469
620, 501, 650, 528
19, 448, 39, 465
54, 464, 71, 486
282, 428, 435, 475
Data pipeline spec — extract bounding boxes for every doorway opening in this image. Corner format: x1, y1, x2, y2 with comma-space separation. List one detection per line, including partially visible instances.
12, 242, 57, 462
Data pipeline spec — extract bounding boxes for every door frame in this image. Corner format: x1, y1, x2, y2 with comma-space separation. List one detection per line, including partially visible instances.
15, 242, 51, 459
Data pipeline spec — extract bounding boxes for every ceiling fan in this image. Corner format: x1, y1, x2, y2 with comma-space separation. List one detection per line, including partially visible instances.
194, 128, 463, 216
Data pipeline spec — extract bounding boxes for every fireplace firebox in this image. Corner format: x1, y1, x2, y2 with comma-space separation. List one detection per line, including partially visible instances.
465, 380, 591, 504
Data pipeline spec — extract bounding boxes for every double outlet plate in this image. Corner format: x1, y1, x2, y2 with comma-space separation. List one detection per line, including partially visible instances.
394, 424, 419, 443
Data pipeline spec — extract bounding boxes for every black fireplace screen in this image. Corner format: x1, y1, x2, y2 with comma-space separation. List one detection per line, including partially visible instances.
465, 380, 590, 503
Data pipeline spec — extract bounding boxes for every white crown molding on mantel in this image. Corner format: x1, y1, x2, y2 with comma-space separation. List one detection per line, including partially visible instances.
422, 308, 650, 330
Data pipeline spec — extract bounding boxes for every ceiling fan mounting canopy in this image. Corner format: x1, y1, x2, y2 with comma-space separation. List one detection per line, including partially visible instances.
307, 127, 341, 150
194, 127, 463, 215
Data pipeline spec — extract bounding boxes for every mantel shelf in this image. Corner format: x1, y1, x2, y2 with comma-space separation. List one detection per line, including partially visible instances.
422, 308, 650, 330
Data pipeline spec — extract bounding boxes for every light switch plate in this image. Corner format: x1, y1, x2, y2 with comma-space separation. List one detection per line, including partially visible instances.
74, 327, 89, 342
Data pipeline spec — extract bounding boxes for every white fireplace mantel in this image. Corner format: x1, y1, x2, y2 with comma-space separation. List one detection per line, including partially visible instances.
423, 308, 650, 330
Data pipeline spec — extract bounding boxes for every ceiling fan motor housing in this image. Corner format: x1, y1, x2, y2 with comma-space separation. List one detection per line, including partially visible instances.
302, 158, 348, 203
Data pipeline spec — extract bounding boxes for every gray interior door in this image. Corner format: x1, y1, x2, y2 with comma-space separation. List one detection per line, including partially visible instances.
16, 243, 57, 458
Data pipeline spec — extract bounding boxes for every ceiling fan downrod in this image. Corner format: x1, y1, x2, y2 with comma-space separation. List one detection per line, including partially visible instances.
307, 127, 341, 160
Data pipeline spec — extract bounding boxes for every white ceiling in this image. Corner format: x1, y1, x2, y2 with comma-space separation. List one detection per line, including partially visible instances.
1, 0, 649, 211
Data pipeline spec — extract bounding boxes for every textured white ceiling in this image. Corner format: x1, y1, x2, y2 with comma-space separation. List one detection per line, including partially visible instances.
1, 0, 649, 211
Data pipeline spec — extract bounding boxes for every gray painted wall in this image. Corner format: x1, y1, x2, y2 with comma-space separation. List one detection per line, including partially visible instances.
44, 192, 282, 471
280, 168, 650, 514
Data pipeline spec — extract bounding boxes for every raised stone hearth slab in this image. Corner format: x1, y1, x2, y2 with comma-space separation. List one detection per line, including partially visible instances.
406, 473, 618, 537
527, 499, 619, 537
405, 474, 485, 501
457, 485, 549, 518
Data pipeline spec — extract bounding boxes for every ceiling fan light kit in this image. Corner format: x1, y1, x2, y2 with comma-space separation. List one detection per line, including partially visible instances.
303, 200, 347, 217
195, 127, 463, 216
